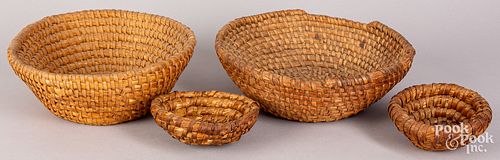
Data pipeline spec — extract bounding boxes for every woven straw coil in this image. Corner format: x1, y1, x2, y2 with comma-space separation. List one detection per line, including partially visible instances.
216, 9, 415, 122
7, 10, 196, 125
389, 83, 492, 151
151, 91, 259, 145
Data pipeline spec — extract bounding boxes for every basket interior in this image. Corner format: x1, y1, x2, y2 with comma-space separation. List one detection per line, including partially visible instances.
397, 84, 487, 126
12, 10, 193, 75
166, 97, 253, 123
218, 12, 409, 81
403, 95, 478, 126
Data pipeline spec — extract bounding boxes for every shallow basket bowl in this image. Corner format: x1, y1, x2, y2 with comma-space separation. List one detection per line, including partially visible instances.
7, 10, 196, 125
151, 91, 260, 145
215, 9, 416, 122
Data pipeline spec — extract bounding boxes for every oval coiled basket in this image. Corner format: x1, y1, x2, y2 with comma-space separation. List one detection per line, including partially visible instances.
216, 10, 415, 122
7, 10, 196, 125
151, 91, 260, 145
215, 9, 416, 122
389, 83, 492, 151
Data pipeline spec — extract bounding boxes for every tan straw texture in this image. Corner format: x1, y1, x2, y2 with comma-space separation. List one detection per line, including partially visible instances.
151, 91, 259, 145
215, 9, 415, 122
388, 83, 492, 151
7, 10, 196, 125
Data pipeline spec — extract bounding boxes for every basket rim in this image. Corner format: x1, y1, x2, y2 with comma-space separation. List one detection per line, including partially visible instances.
7, 9, 196, 80
388, 83, 492, 136
215, 9, 416, 88
151, 91, 260, 133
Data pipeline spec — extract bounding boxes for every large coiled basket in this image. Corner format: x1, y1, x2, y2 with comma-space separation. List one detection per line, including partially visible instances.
7, 10, 196, 125
216, 9, 416, 122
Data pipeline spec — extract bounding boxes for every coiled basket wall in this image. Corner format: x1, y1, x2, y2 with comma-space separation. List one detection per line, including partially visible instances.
216, 9, 416, 122
7, 10, 196, 125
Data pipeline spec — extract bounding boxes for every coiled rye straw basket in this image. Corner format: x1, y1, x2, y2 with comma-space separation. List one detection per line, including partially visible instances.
216, 9, 416, 122
7, 10, 195, 125
389, 83, 492, 151
151, 91, 259, 145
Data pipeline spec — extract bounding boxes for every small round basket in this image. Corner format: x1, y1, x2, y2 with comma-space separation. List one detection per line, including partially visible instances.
216, 9, 416, 122
151, 91, 260, 145
7, 10, 196, 125
388, 83, 492, 151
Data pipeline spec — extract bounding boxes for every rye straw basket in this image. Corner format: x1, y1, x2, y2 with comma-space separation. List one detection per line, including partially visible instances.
389, 83, 492, 151
215, 9, 416, 122
7, 10, 196, 125
151, 91, 259, 145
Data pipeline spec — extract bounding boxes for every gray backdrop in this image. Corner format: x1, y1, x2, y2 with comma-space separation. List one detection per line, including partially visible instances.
0, 0, 498, 159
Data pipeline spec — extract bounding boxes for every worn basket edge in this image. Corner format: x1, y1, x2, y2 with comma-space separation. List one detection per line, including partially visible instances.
150, 91, 260, 128
215, 9, 416, 89
7, 9, 197, 80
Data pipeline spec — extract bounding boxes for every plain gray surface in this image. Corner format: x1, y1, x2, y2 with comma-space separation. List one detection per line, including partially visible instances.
0, 0, 498, 159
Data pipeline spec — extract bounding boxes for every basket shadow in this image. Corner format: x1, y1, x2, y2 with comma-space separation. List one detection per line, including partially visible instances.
350, 99, 418, 153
